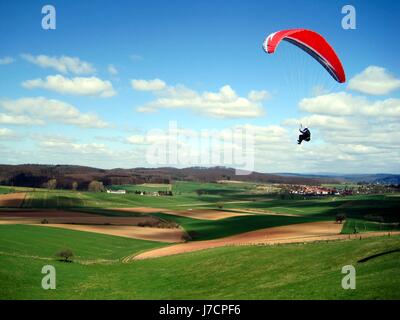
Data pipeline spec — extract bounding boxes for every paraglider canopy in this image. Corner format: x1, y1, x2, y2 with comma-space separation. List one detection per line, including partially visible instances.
263, 29, 346, 83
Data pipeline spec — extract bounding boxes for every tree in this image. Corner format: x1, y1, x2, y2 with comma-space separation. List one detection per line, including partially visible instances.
71, 181, 78, 191
181, 233, 192, 242
216, 202, 224, 209
336, 213, 346, 224
56, 249, 74, 262
46, 178, 57, 190
88, 180, 105, 192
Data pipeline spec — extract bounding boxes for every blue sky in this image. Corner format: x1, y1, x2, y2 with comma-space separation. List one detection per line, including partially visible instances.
0, 0, 399, 173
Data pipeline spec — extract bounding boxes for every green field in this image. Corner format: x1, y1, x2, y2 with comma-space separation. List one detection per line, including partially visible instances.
2, 182, 397, 235
0, 224, 399, 299
153, 213, 319, 241
1, 181, 400, 299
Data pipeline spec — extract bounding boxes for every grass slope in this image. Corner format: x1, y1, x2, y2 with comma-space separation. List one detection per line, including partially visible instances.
0, 224, 166, 262
153, 212, 320, 241
0, 224, 399, 299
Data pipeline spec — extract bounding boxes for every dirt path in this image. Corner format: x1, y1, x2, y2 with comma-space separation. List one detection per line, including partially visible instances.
110, 207, 167, 214
0, 215, 162, 225
34, 224, 186, 243
229, 208, 301, 217
0, 210, 98, 218
177, 200, 252, 207
130, 221, 400, 261
0, 192, 26, 207
0, 209, 186, 243
110, 207, 251, 220
130, 221, 341, 260
161, 209, 251, 220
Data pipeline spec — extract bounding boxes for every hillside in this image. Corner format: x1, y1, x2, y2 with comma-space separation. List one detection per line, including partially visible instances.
0, 164, 339, 190
276, 173, 400, 185
1, 224, 399, 299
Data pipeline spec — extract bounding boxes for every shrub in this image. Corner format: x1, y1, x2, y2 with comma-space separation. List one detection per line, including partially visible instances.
56, 249, 74, 262
336, 213, 346, 224
46, 179, 57, 190
181, 233, 192, 242
88, 180, 105, 192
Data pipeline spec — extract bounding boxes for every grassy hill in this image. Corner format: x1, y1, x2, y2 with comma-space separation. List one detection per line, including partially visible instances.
0, 164, 338, 190
1, 181, 400, 299
0, 224, 399, 299
1, 182, 399, 237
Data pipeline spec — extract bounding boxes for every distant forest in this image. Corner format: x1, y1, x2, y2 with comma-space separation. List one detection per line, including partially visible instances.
0, 164, 338, 190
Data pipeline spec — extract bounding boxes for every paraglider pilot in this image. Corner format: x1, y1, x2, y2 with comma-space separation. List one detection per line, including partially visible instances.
298, 127, 311, 145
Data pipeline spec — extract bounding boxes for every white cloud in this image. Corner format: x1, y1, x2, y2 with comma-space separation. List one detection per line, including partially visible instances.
248, 90, 270, 101
280, 87, 400, 172
230, 124, 288, 143
0, 113, 44, 125
20, 54, 96, 74
299, 92, 360, 116
39, 140, 112, 155
337, 144, 382, 155
22, 75, 117, 98
0, 128, 16, 138
121, 121, 400, 173
284, 114, 354, 130
107, 64, 118, 75
299, 91, 400, 119
348, 66, 400, 95
31, 134, 112, 154
126, 135, 146, 144
0, 97, 109, 128
0, 57, 14, 65
134, 81, 266, 118
131, 79, 167, 91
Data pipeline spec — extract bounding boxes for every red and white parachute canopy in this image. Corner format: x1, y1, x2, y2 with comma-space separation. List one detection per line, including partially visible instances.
263, 29, 346, 83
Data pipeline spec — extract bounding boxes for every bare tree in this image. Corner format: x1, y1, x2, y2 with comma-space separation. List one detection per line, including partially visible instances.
88, 180, 105, 192
71, 181, 78, 191
46, 179, 57, 190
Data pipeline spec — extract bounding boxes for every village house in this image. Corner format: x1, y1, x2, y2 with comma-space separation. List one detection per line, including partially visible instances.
106, 189, 126, 194
289, 185, 338, 196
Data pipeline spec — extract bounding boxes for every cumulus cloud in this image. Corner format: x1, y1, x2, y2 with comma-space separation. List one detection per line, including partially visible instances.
122, 121, 400, 173
0, 113, 44, 125
22, 75, 117, 98
348, 66, 400, 95
134, 80, 267, 118
20, 54, 95, 74
230, 124, 288, 144
131, 79, 167, 91
0, 57, 14, 65
280, 87, 400, 172
284, 114, 354, 130
0, 97, 109, 128
299, 91, 400, 119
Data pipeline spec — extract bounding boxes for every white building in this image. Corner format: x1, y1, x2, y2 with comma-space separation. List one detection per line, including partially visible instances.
106, 189, 126, 194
